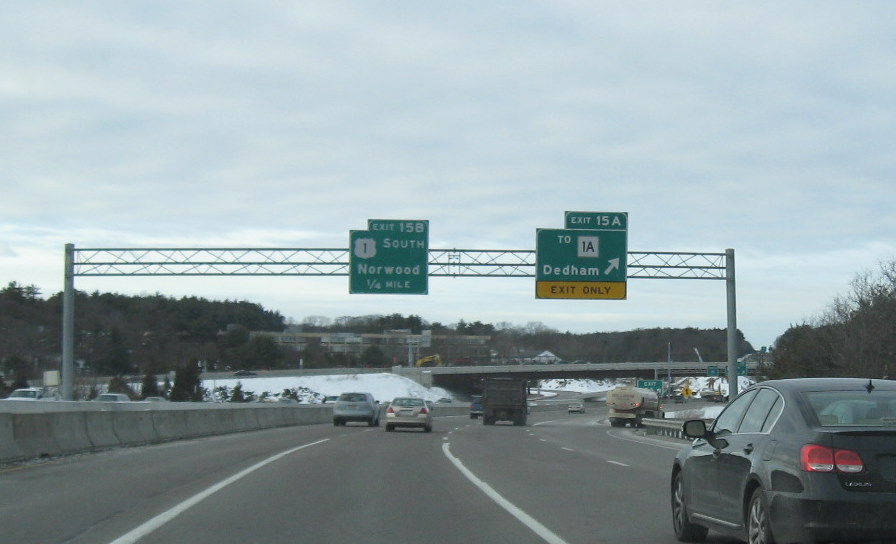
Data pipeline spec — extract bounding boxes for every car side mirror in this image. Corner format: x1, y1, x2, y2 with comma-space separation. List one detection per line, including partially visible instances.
682, 419, 729, 450
682, 419, 708, 438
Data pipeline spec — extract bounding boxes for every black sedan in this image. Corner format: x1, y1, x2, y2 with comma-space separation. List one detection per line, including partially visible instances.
671, 377, 896, 544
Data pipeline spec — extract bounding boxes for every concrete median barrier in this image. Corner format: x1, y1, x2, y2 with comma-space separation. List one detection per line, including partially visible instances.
111, 411, 159, 446
13, 413, 62, 460
2, 404, 352, 465
0, 413, 24, 463
150, 409, 190, 442
48, 412, 93, 455
83, 410, 122, 450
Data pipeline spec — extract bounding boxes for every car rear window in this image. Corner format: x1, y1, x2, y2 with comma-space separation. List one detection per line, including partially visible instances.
806, 391, 896, 426
339, 393, 368, 402
393, 398, 422, 407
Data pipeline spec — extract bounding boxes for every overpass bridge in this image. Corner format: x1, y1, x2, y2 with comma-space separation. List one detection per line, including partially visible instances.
393, 361, 761, 397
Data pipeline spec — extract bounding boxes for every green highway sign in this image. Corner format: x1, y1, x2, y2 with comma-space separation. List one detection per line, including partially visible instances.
637, 379, 664, 392
707, 365, 719, 377
350, 219, 428, 294
565, 211, 628, 230
535, 220, 628, 299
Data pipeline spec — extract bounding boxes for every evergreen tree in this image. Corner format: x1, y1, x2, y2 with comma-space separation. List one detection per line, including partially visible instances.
141, 371, 161, 399
170, 360, 204, 402
230, 382, 246, 402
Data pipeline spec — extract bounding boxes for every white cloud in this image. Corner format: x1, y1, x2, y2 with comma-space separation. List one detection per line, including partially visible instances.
2, 1, 895, 351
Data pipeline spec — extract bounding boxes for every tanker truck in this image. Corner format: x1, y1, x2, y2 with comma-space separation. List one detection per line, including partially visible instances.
606, 385, 660, 427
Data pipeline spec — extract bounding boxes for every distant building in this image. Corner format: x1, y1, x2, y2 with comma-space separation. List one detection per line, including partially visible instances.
250, 328, 491, 366
532, 350, 561, 364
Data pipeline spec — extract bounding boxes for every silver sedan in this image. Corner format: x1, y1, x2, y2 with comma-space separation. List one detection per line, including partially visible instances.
384, 397, 433, 432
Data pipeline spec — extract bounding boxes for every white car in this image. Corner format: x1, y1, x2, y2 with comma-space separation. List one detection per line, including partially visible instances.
4, 387, 45, 400
384, 397, 433, 432
567, 401, 585, 414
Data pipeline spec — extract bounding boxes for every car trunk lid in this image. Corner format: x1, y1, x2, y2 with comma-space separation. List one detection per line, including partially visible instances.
829, 430, 896, 492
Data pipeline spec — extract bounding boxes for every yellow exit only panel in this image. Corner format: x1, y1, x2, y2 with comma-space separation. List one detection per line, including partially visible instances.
536, 281, 627, 300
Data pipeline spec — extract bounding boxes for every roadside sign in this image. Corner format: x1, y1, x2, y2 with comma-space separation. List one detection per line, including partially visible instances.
535, 226, 627, 299
738, 361, 748, 376
707, 365, 719, 377
637, 379, 664, 392
350, 219, 428, 294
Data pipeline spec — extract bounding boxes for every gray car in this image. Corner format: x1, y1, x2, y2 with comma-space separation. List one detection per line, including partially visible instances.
332, 392, 380, 426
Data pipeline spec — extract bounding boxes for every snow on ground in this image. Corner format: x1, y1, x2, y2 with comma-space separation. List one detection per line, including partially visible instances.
538, 378, 615, 393
203, 373, 454, 404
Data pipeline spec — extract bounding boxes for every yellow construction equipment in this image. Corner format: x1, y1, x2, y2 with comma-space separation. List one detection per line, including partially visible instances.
415, 354, 442, 367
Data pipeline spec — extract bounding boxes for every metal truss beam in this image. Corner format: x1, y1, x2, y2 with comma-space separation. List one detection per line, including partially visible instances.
72, 248, 726, 279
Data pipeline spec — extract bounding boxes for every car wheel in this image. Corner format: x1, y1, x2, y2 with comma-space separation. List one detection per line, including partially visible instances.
672, 471, 708, 542
385, 424, 394, 432
747, 488, 773, 544
424, 424, 432, 433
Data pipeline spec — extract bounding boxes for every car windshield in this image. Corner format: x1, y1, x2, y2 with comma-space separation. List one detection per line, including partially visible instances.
806, 391, 896, 426
10, 390, 37, 398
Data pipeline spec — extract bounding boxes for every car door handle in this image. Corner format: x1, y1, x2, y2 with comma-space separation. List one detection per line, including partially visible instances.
743, 443, 754, 454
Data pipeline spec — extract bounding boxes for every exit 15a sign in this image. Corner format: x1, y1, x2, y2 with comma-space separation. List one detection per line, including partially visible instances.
565, 211, 627, 230
536, 211, 628, 300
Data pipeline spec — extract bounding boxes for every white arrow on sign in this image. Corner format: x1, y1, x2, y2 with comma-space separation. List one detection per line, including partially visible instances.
604, 258, 619, 275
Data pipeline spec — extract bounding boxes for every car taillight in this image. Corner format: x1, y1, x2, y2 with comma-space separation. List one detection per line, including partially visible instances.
835, 450, 864, 473
386, 406, 395, 414
419, 406, 429, 414
801, 444, 864, 473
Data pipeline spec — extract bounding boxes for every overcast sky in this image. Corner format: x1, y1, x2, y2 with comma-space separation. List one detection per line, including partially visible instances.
3, 2, 895, 352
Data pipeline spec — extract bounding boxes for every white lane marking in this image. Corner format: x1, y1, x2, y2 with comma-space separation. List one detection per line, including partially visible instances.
442, 443, 570, 544
107, 439, 329, 544
561, 447, 575, 452
608, 460, 629, 467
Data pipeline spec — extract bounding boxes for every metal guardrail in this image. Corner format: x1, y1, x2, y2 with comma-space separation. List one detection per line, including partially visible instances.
642, 418, 689, 441
642, 417, 717, 441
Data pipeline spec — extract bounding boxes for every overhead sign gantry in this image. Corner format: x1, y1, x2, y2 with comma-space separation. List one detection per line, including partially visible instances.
61, 212, 739, 401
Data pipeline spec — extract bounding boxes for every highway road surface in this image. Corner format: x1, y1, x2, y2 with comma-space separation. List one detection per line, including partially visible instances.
2, 403, 739, 544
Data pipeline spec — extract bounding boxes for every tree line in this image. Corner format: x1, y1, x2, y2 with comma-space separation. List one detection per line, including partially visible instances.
0, 281, 758, 398
771, 259, 896, 380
